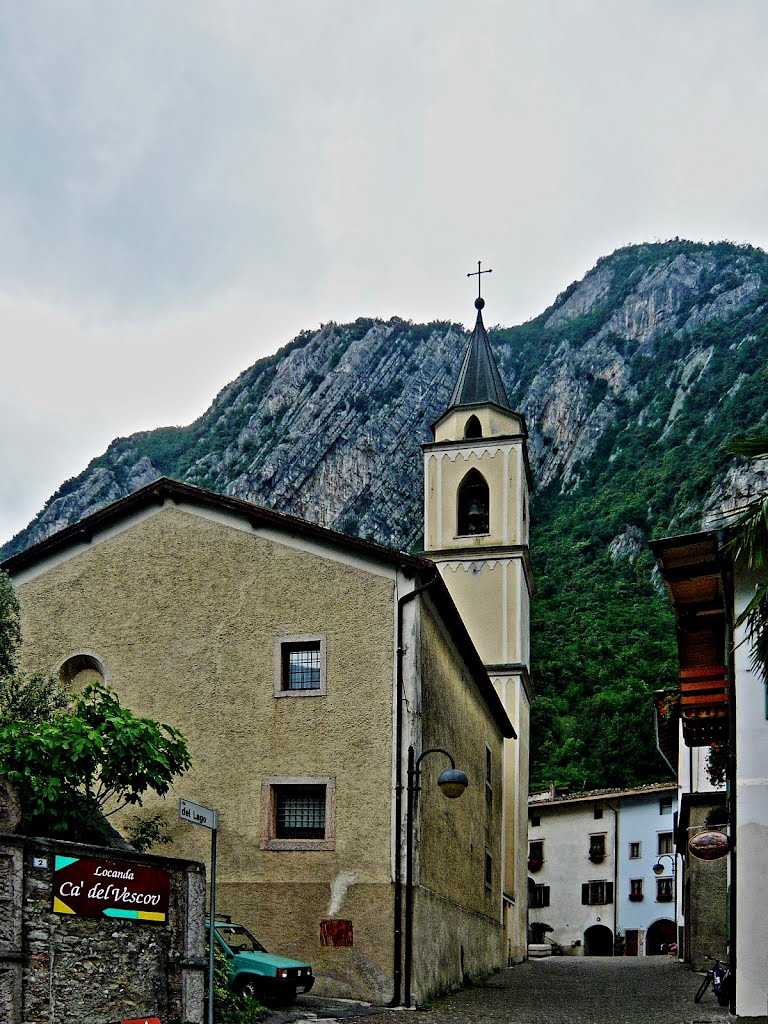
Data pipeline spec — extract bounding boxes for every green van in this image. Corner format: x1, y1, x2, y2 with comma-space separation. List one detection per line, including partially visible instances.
213, 918, 315, 1003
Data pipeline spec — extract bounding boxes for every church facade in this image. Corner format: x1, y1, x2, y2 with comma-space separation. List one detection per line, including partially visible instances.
3, 295, 532, 1004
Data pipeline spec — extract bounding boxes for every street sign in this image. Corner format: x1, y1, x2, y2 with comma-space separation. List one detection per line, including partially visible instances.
122, 1018, 161, 1024
179, 798, 217, 830
179, 797, 219, 1024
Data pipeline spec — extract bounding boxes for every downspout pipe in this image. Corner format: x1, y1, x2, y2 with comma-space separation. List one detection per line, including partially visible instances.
606, 801, 619, 954
654, 710, 677, 778
390, 570, 437, 1007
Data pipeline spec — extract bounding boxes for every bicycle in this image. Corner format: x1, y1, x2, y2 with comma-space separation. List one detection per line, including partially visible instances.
694, 955, 731, 1006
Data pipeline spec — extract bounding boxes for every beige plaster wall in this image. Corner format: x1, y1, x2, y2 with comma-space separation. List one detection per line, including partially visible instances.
14, 504, 398, 999
439, 559, 527, 667
413, 603, 505, 1001
423, 445, 526, 553
413, 887, 503, 1002
496, 674, 530, 962
433, 408, 524, 444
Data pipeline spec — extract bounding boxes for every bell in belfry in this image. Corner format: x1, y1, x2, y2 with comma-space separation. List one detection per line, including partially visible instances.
466, 498, 488, 534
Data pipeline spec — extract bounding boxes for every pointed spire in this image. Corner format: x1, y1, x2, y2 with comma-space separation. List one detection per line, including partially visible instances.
447, 297, 511, 410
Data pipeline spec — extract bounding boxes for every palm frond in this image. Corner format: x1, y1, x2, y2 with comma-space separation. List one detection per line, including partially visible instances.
734, 585, 768, 687
722, 433, 768, 460
723, 433, 768, 687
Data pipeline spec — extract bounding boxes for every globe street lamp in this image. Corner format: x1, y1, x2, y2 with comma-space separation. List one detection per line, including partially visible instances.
653, 853, 676, 875
404, 746, 468, 1007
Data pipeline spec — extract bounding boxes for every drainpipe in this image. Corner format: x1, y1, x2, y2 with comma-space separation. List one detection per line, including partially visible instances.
390, 570, 437, 1007
606, 801, 619, 954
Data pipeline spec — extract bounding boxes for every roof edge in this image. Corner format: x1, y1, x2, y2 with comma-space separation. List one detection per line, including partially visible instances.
2, 477, 435, 578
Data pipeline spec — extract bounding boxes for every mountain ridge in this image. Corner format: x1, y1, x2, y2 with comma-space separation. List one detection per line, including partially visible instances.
5, 238, 768, 789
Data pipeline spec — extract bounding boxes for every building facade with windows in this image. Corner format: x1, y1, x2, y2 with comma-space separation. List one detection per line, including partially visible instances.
4, 478, 514, 1005
527, 783, 678, 957
4, 295, 533, 1005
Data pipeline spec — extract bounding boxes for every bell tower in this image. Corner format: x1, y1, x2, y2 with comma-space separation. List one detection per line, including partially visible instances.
422, 270, 533, 962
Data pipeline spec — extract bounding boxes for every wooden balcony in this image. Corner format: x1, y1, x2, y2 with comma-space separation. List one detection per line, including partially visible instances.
679, 664, 729, 746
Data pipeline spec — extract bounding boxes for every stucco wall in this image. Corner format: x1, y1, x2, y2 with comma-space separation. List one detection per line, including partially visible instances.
439, 559, 527, 666
413, 602, 505, 1001
0, 833, 204, 1024
733, 563, 768, 1021
683, 803, 727, 971
13, 502, 399, 999
617, 792, 677, 940
497, 673, 530, 962
423, 442, 526, 553
527, 799, 618, 953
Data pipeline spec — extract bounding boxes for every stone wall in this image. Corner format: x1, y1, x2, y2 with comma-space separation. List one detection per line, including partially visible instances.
0, 833, 205, 1024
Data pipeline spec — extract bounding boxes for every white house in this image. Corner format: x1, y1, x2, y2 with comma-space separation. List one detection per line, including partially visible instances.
527, 783, 677, 957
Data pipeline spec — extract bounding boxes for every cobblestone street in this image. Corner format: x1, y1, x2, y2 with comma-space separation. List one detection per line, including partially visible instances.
281, 957, 730, 1024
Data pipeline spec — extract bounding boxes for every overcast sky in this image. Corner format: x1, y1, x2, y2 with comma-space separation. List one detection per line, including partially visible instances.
2, 0, 767, 544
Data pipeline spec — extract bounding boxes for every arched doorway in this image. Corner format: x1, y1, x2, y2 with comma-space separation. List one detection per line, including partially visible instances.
646, 919, 676, 955
584, 924, 613, 956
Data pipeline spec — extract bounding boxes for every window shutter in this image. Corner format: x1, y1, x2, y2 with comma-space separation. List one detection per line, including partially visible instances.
543, 885, 550, 908
606, 882, 614, 904
581, 883, 590, 905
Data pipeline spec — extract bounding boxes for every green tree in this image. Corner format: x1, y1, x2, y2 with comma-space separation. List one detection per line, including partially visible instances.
0, 571, 20, 678
723, 433, 768, 686
0, 570, 191, 840
0, 681, 191, 840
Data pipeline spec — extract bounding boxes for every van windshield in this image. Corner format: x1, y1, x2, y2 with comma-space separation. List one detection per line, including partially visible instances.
216, 924, 267, 954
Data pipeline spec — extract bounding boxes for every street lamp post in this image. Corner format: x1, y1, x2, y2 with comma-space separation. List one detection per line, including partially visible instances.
653, 853, 678, 952
404, 745, 468, 1007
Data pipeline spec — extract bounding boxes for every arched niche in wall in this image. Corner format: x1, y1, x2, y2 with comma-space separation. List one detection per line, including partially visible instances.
464, 414, 482, 439
57, 651, 106, 692
457, 468, 490, 536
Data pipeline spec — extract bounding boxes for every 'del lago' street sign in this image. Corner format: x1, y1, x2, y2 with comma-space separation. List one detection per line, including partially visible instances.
52, 855, 170, 923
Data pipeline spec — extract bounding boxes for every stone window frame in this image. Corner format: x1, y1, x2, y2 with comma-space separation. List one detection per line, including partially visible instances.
273, 635, 327, 698
529, 882, 550, 909
657, 831, 673, 856
656, 876, 674, 902
484, 848, 493, 890
628, 840, 642, 859
260, 776, 335, 852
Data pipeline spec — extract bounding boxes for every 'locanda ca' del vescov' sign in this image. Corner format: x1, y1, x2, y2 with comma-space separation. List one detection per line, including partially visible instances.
52, 855, 170, 923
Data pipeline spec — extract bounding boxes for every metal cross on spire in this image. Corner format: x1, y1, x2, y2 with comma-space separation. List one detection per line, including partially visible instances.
467, 261, 492, 302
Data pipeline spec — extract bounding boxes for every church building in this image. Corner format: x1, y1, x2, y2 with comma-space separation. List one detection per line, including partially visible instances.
3, 289, 532, 1004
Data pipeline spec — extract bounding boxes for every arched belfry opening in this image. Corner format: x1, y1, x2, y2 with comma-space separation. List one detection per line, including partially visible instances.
464, 415, 482, 439
457, 469, 489, 536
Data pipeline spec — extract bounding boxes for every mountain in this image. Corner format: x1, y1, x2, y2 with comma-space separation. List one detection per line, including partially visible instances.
5, 239, 768, 789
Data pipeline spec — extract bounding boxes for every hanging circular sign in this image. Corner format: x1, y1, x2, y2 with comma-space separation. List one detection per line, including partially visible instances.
688, 830, 730, 860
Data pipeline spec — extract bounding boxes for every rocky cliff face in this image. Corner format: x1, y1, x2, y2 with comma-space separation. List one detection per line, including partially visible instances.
5, 239, 768, 791
4, 240, 767, 561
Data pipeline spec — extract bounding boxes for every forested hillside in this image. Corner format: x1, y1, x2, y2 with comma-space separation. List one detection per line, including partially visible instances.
5, 240, 768, 790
